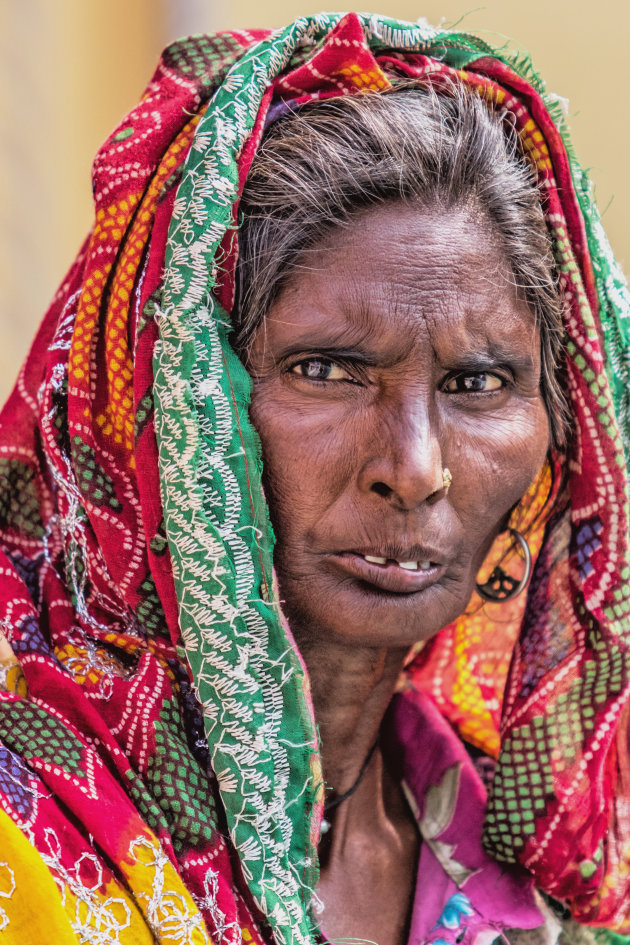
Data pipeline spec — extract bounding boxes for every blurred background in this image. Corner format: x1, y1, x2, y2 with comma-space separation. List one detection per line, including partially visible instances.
1, 0, 627, 402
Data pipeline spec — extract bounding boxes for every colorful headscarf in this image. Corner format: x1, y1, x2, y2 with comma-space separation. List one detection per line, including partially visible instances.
0, 12, 629, 943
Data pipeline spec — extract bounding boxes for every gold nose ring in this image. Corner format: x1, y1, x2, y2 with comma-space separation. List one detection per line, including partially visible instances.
442, 468, 453, 493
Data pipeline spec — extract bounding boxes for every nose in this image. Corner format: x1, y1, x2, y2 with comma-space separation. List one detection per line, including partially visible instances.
357, 395, 443, 510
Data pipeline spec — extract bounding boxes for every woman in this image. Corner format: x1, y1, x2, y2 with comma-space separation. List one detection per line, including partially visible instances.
0, 11, 628, 945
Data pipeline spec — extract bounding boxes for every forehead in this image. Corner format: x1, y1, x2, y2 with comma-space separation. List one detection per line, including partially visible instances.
261, 204, 537, 359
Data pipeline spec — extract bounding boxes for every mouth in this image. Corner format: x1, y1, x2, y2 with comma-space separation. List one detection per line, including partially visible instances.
330, 550, 446, 594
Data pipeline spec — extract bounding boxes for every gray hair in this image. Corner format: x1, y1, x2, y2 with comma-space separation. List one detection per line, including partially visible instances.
234, 83, 569, 448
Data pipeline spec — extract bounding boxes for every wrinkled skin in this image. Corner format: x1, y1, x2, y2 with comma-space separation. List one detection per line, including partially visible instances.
247, 204, 550, 945
249, 205, 549, 647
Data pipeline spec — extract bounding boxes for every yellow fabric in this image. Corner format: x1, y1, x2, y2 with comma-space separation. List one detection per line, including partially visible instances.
118, 833, 211, 944
0, 808, 205, 943
0, 808, 78, 944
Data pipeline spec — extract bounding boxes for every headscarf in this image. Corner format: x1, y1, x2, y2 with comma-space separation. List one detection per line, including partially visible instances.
0, 12, 629, 944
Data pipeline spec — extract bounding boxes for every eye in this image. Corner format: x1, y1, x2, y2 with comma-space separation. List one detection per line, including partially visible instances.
442, 372, 504, 394
290, 358, 354, 382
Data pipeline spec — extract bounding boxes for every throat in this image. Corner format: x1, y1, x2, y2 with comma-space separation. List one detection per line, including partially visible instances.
316, 758, 420, 945
293, 633, 417, 944
299, 637, 409, 802
321, 738, 379, 834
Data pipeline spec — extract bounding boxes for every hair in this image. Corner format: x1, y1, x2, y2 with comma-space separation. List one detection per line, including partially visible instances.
234, 82, 569, 448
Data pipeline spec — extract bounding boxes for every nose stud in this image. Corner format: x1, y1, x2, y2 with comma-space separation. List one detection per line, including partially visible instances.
441, 468, 453, 493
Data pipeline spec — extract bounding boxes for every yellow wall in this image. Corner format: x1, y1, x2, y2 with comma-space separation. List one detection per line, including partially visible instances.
1, 0, 627, 401
223, 0, 628, 268
1, 1, 166, 395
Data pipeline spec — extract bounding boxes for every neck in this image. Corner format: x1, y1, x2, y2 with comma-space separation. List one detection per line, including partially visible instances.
297, 634, 421, 945
297, 635, 408, 807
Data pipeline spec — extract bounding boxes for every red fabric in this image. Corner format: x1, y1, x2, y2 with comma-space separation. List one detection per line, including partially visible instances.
0, 13, 628, 937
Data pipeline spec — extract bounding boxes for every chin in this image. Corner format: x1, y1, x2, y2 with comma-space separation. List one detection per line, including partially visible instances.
278, 571, 473, 650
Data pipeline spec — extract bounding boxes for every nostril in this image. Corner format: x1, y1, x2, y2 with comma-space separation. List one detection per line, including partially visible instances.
371, 482, 391, 498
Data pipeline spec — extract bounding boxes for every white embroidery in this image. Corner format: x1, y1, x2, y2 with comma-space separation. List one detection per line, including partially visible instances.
129, 837, 209, 944
0, 862, 16, 932
39, 828, 132, 944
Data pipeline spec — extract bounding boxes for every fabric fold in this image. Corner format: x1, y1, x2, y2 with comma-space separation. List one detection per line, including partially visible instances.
0, 12, 628, 943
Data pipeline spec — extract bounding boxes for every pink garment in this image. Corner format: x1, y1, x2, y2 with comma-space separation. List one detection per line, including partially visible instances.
389, 690, 550, 944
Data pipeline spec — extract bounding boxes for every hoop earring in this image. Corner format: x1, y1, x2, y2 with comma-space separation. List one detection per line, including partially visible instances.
475, 528, 532, 603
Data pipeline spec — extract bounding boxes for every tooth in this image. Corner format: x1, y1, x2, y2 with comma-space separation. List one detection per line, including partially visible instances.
364, 555, 387, 565
399, 561, 419, 570
419, 561, 431, 571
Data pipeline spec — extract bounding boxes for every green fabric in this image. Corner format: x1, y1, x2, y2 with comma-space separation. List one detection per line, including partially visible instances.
151, 13, 630, 942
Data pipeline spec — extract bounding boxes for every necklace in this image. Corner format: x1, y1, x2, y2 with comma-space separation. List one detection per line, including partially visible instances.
320, 739, 379, 835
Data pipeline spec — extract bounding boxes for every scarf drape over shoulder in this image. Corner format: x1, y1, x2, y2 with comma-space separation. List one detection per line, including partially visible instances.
0, 12, 629, 944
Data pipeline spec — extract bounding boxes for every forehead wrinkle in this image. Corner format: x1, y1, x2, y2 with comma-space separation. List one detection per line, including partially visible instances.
264, 281, 381, 356
297, 224, 437, 334
255, 207, 542, 373
338, 264, 439, 370
423, 286, 540, 370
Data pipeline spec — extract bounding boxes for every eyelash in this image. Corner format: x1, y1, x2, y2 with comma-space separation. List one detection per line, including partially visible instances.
288, 357, 509, 394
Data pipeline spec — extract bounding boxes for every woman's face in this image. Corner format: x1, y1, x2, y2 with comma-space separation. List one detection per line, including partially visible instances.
248, 205, 550, 647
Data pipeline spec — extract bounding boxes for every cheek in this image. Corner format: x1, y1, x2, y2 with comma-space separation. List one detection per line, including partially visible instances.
497, 404, 550, 485
249, 391, 354, 535
446, 403, 550, 535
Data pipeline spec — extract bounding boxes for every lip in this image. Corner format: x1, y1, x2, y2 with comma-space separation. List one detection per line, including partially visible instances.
330, 551, 446, 594
347, 544, 446, 565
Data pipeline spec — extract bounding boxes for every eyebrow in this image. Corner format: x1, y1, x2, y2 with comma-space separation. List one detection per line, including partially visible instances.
266, 302, 540, 371
274, 336, 538, 372
439, 349, 538, 370
276, 343, 380, 365
270, 321, 384, 364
